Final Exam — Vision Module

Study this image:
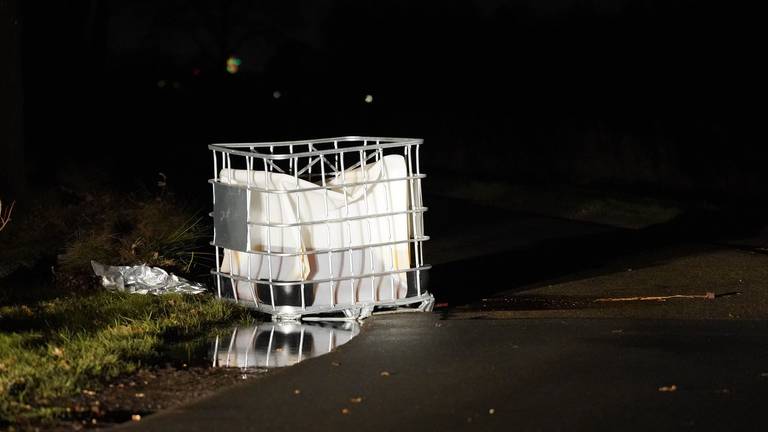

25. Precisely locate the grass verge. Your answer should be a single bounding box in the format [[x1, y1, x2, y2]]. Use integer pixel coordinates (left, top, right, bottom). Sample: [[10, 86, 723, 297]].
[[0, 291, 253, 427]]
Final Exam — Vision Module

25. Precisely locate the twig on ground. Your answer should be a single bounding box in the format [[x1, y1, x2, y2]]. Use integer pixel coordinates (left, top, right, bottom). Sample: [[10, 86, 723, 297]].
[[0, 199, 15, 232], [594, 292, 716, 302]]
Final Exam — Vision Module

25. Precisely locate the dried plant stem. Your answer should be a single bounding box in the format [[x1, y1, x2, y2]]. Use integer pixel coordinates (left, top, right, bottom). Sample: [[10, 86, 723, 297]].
[[0, 199, 15, 232], [595, 292, 716, 302]]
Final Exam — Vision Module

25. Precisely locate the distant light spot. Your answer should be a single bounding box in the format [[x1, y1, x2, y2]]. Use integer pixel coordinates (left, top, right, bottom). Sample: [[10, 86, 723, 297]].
[[226, 56, 242, 74], [157, 80, 167, 88], [273, 90, 282, 99], [364, 94, 373, 103]]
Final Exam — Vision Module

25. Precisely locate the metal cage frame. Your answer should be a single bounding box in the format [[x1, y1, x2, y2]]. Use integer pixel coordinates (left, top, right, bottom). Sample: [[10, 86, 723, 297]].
[[209, 136, 433, 320]]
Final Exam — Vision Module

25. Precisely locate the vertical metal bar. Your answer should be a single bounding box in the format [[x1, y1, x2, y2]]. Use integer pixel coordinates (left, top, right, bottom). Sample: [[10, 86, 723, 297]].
[[339, 150, 357, 305], [263, 158, 276, 311], [265, 325, 275, 368], [224, 153, 231, 183], [289, 144, 294, 172], [320, 154, 336, 308], [379, 142, 397, 300], [244, 325, 259, 369], [292, 147, 307, 311], [308, 143, 313, 179], [360, 141, 376, 302], [297, 327, 305, 364], [213, 151, 221, 298], [212, 335, 220, 367], [333, 141, 339, 172], [225, 152, 238, 302], [213, 151, 219, 182], [246, 155, 257, 304], [415, 144, 425, 271], [214, 253, 222, 299], [405, 144, 422, 297], [225, 327, 238, 368]]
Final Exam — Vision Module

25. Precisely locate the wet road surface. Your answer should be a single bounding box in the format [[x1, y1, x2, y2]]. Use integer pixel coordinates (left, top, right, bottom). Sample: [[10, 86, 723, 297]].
[[124, 313, 768, 431], [122, 196, 768, 431]]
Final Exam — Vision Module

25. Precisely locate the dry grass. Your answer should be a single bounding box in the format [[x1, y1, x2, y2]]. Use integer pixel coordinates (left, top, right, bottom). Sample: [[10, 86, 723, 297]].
[[57, 197, 211, 277], [1, 186, 212, 288]]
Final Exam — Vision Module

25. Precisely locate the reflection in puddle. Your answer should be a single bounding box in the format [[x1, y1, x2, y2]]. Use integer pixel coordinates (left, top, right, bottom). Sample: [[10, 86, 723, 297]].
[[211, 321, 361, 369]]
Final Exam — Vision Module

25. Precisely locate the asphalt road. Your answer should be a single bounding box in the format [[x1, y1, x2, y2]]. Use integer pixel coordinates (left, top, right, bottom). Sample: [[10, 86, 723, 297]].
[[123, 196, 768, 431], [124, 313, 768, 431]]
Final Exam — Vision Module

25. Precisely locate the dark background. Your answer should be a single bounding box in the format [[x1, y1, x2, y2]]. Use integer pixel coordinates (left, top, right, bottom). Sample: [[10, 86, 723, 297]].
[[1, 0, 760, 209]]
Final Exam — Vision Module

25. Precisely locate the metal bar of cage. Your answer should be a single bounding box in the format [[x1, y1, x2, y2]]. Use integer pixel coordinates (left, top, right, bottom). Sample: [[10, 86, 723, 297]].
[[210, 136, 433, 320], [207, 174, 427, 194]]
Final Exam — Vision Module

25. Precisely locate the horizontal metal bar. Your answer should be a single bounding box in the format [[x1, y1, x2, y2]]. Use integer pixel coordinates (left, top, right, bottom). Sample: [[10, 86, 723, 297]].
[[212, 236, 430, 257], [211, 264, 432, 287], [211, 136, 423, 149], [209, 174, 426, 194], [209, 140, 421, 160], [222, 291, 434, 316], [244, 207, 428, 228]]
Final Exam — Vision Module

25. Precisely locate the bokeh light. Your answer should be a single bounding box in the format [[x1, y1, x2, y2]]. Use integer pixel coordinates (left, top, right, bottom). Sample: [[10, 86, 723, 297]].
[[364, 94, 373, 103], [226, 56, 242, 74], [273, 90, 281, 99]]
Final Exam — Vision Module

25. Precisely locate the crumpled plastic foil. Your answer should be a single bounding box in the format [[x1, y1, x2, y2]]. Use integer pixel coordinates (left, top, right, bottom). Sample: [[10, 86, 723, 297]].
[[91, 261, 207, 295]]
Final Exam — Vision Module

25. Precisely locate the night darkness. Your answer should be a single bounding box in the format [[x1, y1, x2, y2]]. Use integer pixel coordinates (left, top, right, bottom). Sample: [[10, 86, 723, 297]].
[[3, 1, 768, 429], [4, 0, 760, 206]]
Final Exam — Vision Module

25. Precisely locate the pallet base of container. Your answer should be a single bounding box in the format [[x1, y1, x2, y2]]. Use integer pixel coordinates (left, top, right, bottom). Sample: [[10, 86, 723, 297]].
[[220, 292, 435, 321]]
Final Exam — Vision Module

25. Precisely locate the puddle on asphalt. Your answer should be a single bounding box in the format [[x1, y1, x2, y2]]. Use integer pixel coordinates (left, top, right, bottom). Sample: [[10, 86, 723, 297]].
[[210, 321, 361, 370]]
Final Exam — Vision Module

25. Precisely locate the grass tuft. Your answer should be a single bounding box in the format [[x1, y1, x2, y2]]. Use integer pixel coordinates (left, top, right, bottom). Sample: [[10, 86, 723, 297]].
[[0, 292, 254, 426], [58, 198, 212, 277]]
